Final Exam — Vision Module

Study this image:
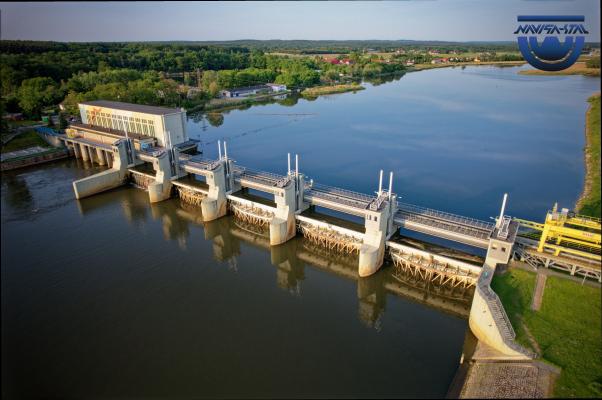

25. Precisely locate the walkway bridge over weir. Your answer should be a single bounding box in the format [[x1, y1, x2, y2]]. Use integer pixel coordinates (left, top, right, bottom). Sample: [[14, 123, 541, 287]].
[[65, 138, 599, 361]]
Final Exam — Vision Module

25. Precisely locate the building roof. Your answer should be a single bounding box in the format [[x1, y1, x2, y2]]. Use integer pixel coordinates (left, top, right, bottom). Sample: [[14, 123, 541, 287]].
[[79, 100, 183, 116], [70, 123, 152, 141]]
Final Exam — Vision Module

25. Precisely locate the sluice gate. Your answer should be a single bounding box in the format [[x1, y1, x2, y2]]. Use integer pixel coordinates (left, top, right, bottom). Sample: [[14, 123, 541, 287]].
[[297, 220, 362, 255], [228, 199, 275, 228], [176, 186, 207, 207], [388, 267, 473, 303], [129, 170, 155, 191], [390, 248, 479, 290]]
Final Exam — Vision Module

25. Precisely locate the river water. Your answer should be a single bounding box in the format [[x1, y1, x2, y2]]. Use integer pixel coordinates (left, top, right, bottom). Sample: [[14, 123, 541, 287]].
[[1, 65, 599, 398]]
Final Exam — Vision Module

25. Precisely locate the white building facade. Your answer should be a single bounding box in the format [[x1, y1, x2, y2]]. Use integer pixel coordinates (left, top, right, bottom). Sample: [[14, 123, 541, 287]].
[[78, 100, 188, 148]]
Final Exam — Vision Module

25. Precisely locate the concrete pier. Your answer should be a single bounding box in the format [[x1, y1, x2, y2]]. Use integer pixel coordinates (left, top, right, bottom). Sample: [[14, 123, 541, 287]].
[[200, 162, 228, 221], [270, 179, 298, 246], [80, 144, 89, 162], [147, 152, 173, 203], [72, 140, 129, 199], [359, 206, 392, 277], [73, 143, 81, 159], [96, 148, 106, 166]]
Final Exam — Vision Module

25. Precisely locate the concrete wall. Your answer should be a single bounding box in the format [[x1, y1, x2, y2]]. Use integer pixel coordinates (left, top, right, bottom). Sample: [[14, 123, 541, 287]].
[[468, 234, 534, 360], [72, 140, 129, 199]]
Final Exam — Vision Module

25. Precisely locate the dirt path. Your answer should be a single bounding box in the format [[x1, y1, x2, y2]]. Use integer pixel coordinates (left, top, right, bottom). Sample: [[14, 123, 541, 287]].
[[531, 273, 547, 311]]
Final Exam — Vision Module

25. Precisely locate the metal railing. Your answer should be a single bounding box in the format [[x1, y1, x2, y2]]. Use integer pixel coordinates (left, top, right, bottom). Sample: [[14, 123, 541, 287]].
[[397, 202, 495, 232], [308, 182, 376, 205], [394, 211, 491, 240], [304, 189, 371, 212], [182, 156, 221, 171], [233, 165, 291, 188]]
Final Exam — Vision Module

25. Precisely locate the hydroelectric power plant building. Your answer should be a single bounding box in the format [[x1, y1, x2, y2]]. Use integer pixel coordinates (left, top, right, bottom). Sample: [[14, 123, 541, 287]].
[[77, 100, 189, 148], [53, 100, 600, 365]]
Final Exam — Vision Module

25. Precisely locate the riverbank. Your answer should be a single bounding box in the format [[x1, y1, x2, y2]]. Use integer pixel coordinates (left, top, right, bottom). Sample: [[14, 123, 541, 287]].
[[491, 267, 602, 398], [301, 83, 365, 97], [576, 93, 601, 217], [518, 62, 601, 77], [1, 130, 50, 153], [410, 60, 525, 72], [1, 146, 69, 171]]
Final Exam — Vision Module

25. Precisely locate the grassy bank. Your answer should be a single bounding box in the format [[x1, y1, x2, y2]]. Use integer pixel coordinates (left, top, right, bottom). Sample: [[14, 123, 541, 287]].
[[518, 62, 601, 77], [577, 93, 601, 217], [492, 269, 602, 398], [411, 60, 525, 71], [203, 90, 291, 112], [301, 83, 364, 97], [1, 130, 49, 153]]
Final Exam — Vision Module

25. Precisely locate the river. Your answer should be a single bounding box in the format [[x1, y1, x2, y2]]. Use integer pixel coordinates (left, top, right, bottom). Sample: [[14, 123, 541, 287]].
[[1, 65, 599, 398]]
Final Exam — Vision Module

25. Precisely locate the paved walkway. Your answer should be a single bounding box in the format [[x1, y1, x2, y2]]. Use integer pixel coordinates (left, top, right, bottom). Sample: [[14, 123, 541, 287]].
[[456, 342, 559, 399], [460, 362, 553, 398]]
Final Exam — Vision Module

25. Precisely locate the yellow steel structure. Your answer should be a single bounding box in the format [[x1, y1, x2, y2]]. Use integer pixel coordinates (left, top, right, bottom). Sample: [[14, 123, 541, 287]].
[[515, 204, 601, 262]]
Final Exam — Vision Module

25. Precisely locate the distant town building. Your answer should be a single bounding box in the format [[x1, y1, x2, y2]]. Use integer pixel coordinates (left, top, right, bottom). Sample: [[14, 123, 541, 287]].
[[221, 84, 287, 98], [266, 83, 287, 92], [221, 85, 270, 98], [74, 100, 189, 149]]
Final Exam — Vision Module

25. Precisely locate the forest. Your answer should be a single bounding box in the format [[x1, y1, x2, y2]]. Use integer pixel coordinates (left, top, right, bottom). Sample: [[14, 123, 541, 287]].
[[0, 39, 541, 119]]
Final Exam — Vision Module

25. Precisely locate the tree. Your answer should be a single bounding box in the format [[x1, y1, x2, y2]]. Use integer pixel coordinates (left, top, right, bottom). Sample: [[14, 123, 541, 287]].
[[208, 81, 219, 98], [59, 112, 68, 129], [17, 77, 60, 118]]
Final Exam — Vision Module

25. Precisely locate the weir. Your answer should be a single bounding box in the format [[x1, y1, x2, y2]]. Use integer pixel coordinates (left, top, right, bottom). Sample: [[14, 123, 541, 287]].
[[62, 131, 532, 357], [59, 100, 600, 362]]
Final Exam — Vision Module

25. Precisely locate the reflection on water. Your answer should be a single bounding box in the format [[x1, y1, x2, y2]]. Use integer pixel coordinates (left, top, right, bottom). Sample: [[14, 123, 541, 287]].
[[2, 166, 471, 397], [75, 185, 474, 327]]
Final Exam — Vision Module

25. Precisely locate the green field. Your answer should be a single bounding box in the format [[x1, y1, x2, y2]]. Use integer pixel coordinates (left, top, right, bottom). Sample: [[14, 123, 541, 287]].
[[492, 269, 602, 398], [519, 62, 601, 77], [1, 130, 49, 153], [577, 94, 601, 217]]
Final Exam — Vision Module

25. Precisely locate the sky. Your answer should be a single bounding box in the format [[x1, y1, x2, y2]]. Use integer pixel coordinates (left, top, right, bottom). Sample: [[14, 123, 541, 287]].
[[0, 1, 600, 42]]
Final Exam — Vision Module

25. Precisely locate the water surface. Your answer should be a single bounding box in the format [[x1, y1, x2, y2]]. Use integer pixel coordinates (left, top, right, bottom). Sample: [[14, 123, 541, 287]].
[[2, 65, 598, 397]]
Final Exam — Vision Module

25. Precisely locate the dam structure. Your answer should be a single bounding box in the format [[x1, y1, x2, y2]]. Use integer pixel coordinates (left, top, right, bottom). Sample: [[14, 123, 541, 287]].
[[57, 100, 600, 361]]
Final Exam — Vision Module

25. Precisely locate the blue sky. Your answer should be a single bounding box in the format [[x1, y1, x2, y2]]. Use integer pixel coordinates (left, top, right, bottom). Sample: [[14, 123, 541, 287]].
[[0, 1, 599, 42]]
